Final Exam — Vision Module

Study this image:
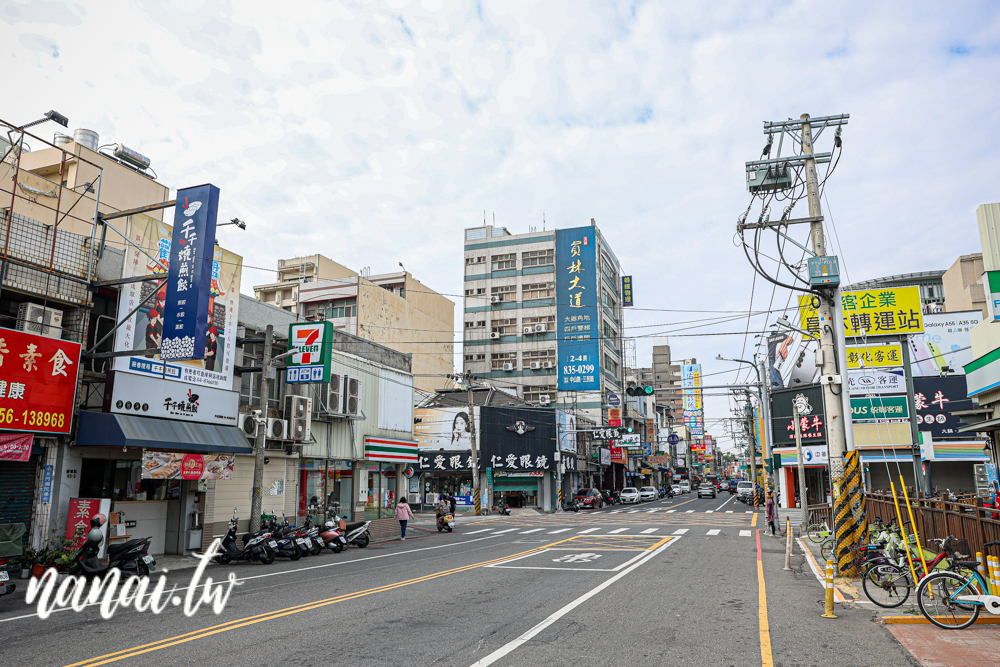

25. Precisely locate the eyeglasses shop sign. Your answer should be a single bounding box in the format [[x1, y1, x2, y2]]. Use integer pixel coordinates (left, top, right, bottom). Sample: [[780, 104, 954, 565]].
[[106, 371, 239, 426]]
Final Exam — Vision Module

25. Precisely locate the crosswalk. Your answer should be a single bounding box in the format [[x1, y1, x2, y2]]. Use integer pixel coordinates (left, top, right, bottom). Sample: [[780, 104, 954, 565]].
[[463, 526, 754, 538], [607, 508, 756, 515]]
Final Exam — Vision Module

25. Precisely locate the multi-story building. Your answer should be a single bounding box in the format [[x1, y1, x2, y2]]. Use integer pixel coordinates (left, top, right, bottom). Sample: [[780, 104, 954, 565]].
[[652, 343, 684, 421], [461, 221, 625, 425], [942, 253, 986, 317], [254, 256, 454, 393]]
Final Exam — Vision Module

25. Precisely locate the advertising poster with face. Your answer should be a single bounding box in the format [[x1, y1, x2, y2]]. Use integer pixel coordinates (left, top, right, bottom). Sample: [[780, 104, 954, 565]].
[[414, 406, 480, 452]]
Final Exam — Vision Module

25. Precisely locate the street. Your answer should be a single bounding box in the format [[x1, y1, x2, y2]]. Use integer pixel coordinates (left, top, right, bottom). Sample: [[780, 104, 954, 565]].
[[0, 496, 917, 667]]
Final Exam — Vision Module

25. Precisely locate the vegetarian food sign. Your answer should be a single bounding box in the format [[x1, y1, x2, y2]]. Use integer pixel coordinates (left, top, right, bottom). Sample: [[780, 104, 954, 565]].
[[0, 327, 81, 435], [141, 451, 235, 480]]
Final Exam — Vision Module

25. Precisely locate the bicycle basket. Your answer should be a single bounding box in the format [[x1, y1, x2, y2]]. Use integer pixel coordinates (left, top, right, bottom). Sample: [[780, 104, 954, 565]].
[[942, 537, 972, 561]]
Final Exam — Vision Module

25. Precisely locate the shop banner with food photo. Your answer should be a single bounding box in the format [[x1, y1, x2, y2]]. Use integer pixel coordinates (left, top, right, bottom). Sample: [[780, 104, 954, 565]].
[[141, 451, 234, 480]]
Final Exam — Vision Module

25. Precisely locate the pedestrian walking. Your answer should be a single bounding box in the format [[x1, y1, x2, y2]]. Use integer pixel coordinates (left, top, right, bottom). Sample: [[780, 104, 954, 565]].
[[766, 493, 777, 536], [448, 493, 457, 516], [395, 495, 415, 540]]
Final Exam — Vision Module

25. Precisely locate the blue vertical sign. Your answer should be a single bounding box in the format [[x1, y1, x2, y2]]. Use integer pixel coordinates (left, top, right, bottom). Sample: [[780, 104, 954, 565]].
[[556, 227, 601, 391], [621, 276, 633, 307], [160, 184, 219, 361], [40, 464, 53, 503]]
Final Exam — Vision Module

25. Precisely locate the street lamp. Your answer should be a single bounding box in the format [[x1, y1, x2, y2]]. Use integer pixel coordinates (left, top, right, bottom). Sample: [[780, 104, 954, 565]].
[[218, 217, 247, 230], [18, 110, 69, 131]]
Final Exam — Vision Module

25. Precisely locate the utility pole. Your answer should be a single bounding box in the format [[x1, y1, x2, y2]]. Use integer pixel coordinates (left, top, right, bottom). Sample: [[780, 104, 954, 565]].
[[793, 397, 811, 526], [466, 378, 481, 516], [746, 400, 759, 507], [249, 324, 273, 533]]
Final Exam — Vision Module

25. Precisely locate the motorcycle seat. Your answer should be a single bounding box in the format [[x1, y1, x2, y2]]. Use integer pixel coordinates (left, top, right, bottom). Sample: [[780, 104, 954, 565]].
[[344, 522, 366, 532], [108, 538, 146, 557]]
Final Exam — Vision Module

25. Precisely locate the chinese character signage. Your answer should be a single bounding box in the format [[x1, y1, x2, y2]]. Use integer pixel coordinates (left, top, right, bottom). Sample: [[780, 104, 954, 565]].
[[0, 327, 81, 434], [846, 343, 903, 369], [141, 451, 235, 480], [913, 376, 974, 438], [770, 384, 826, 446], [851, 396, 910, 421], [608, 408, 621, 427], [112, 210, 242, 390], [417, 452, 474, 471], [621, 276, 634, 307], [161, 184, 220, 361], [555, 227, 601, 391], [848, 370, 905, 396], [287, 321, 333, 383], [108, 372, 239, 427], [65, 498, 110, 550], [480, 406, 558, 469], [682, 363, 704, 438], [0, 433, 32, 461], [799, 286, 924, 338]]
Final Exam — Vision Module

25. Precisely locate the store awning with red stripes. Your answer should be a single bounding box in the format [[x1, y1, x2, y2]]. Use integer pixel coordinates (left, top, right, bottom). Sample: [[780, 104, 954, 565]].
[[364, 436, 419, 463]]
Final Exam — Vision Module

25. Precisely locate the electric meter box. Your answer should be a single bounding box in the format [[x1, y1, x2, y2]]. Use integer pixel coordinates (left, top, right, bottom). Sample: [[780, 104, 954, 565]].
[[808, 256, 840, 287], [747, 165, 792, 193]]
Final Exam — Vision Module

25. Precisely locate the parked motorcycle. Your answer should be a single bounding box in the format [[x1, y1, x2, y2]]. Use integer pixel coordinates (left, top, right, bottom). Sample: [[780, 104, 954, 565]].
[[296, 516, 324, 556], [561, 499, 580, 512], [436, 510, 455, 532], [319, 519, 349, 553], [263, 515, 304, 561], [0, 557, 15, 601], [215, 509, 275, 565], [68, 514, 156, 579], [339, 517, 372, 547], [495, 502, 511, 516]]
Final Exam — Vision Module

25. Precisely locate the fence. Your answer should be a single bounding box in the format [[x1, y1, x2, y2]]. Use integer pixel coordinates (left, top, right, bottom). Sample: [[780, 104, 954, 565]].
[[866, 492, 1000, 558]]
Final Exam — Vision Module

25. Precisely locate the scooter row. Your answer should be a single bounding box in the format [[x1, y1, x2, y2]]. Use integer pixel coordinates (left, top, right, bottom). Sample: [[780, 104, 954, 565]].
[[213, 508, 372, 565]]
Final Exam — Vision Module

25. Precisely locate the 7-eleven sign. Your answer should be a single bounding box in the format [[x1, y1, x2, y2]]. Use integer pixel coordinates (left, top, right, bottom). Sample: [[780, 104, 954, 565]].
[[287, 321, 332, 384]]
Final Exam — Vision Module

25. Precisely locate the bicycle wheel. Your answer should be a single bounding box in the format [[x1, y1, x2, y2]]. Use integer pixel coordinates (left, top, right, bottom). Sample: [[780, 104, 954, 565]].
[[820, 539, 835, 563], [808, 523, 831, 543], [862, 564, 912, 608], [916, 571, 982, 630]]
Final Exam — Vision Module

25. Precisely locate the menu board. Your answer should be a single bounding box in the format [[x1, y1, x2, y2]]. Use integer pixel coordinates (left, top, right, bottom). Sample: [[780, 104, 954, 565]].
[[141, 451, 234, 480]]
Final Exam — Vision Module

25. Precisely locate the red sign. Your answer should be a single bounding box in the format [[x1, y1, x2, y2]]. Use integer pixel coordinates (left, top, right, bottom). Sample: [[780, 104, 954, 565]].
[[65, 498, 100, 548], [0, 328, 81, 435], [609, 446, 624, 463], [0, 432, 32, 461], [608, 408, 621, 428], [181, 454, 206, 479]]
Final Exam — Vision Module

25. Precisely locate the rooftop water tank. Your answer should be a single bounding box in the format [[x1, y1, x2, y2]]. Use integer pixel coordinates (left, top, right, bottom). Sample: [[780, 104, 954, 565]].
[[53, 132, 72, 147], [72, 128, 99, 151], [112, 143, 151, 170]]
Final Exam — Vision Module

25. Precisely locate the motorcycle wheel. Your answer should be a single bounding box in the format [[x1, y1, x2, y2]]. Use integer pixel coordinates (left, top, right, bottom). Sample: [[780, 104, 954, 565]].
[[330, 541, 344, 554], [257, 548, 275, 565], [214, 552, 233, 565], [289, 546, 301, 561], [136, 561, 150, 577], [356, 533, 370, 548], [446, 525, 453, 533], [437, 525, 443, 532], [309, 540, 322, 556]]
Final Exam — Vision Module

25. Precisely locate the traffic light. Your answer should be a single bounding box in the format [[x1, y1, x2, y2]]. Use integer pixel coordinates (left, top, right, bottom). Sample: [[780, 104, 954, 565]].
[[625, 426, 634, 433], [626, 385, 654, 397]]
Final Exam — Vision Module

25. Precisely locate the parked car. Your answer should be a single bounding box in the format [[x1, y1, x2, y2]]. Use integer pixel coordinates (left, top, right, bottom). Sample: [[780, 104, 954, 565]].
[[639, 486, 658, 502], [697, 483, 717, 499], [619, 487, 640, 504], [679, 481, 691, 494], [574, 488, 604, 509], [671, 484, 682, 496]]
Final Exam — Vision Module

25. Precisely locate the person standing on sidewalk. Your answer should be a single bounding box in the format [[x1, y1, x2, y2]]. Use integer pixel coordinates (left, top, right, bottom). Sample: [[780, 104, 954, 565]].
[[766, 493, 777, 536], [395, 495, 415, 540]]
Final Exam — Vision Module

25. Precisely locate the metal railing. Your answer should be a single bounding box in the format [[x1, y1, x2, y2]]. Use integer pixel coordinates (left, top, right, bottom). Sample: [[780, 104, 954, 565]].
[[866, 492, 1000, 557]]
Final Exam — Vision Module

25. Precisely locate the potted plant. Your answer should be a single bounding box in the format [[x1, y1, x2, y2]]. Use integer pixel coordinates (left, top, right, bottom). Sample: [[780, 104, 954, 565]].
[[18, 547, 38, 579]]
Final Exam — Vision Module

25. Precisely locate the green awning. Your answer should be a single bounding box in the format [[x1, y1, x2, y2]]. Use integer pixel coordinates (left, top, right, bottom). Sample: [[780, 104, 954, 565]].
[[493, 480, 539, 492]]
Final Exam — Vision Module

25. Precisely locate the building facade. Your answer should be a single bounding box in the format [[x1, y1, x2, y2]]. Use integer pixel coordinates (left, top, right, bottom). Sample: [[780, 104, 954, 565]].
[[942, 253, 986, 317]]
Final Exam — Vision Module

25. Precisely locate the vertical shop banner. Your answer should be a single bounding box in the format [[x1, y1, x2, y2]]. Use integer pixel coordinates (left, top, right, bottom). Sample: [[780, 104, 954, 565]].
[[621, 276, 634, 307], [0, 328, 81, 435], [160, 184, 220, 360], [555, 227, 601, 391], [65, 498, 110, 549], [112, 209, 242, 389], [681, 363, 704, 440]]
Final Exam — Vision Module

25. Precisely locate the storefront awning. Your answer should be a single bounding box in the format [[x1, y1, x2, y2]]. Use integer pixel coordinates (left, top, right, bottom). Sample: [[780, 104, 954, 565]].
[[493, 479, 538, 491], [76, 411, 254, 455]]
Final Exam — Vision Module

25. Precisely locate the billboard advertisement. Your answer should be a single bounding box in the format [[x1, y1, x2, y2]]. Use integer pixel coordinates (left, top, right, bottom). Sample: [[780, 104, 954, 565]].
[[846, 343, 903, 369], [621, 276, 634, 307], [909, 311, 982, 377], [414, 406, 479, 452], [160, 185, 219, 361], [140, 451, 235, 480], [0, 327, 81, 434], [799, 286, 924, 338], [770, 384, 826, 446], [556, 409, 577, 453], [555, 227, 601, 391], [287, 321, 333, 383], [682, 363, 704, 441], [112, 212, 242, 390], [848, 370, 905, 396], [914, 375, 975, 438], [107, 372, 239, 426]]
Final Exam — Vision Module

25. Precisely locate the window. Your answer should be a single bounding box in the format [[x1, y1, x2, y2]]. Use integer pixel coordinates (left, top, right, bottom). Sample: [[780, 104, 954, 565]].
[[465, 288, 486, 296], [603, 321, 617, 340], [521, 249, 554, 267], [523, 385, 555, 402], [600, 253, 618, 285], [491, 352, 516, 370], [491, 318, 517, 335], [307, 308, 316, 317], [490, 285, 515, 294], [523, 282, 554, 300], [604, 354, 619, 376], [325, 298, 357, 319], [464, 353, 486, 362], [523, 349, 555, 360], [602, 290, 617, 310], [491, 253, 516, 271], [523, 315, 555, 325], [465, 320, 486, 329], [466, 256, 486, 265]]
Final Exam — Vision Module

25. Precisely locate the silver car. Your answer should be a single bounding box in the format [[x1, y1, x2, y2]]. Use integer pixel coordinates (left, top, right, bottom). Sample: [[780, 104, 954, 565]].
[[619, 487, 640, 504], [639, 486, 658, 502]]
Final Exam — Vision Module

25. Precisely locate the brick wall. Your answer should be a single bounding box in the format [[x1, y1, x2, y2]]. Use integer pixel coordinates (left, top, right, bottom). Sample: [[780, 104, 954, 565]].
[[368, 517, 401, 541]]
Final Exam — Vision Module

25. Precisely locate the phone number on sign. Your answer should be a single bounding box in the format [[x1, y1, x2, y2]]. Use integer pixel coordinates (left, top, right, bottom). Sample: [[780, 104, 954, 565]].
[[0, 409, 67, 429], [562, 364, 595, 374]]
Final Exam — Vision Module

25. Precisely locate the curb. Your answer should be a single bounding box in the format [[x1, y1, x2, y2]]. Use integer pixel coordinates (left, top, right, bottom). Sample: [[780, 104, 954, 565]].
[[881, 615, 1000, 625]]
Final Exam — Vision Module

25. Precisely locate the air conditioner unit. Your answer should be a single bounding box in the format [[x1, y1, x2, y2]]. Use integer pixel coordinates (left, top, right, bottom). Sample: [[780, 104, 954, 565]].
[[542, 361, 555, 369], [489, 332, 501, 340], [502, 362, 514, 372], [240, 413, 259, 438], [326, 374, 345, 416], [529, 361, 541, 370], [17, 303, 63, 339], [344, 375, 362, 416], [539, 395, 552, 405], [285, 394, 312, 442], [408, 493, 421, 504], [426, 492, 440, 505], [267, 417, 288, 440], [534, 323, 547, 333], [490, 295, 503, 304], [523, 326, 533, 335]]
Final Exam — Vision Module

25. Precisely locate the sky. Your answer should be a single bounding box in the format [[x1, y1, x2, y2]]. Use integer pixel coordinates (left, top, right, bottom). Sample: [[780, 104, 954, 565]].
[[5, 0, 1000, 453]]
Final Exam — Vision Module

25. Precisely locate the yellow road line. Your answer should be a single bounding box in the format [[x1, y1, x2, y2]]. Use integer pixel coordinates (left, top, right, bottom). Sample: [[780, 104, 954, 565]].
[[752, 512, 758, 526], [63, 544, 551, 667], [756, 529, 774, 667]]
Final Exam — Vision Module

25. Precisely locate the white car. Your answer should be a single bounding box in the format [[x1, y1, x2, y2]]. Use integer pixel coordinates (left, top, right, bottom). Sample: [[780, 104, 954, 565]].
[[679, 481, 691, 494], [671, 484, 682, 496], [639, 486, 658, 502], [619, 487, 640, 504]]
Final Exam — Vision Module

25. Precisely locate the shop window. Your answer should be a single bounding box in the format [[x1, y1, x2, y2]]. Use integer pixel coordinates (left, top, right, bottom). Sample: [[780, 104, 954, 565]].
[[364, 463, 399, 520], [78, 459, 178, 501]]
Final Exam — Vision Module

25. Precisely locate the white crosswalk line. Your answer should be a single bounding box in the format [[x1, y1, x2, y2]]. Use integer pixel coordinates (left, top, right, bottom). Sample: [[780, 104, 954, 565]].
[[685, 510, 695, 514], [666, 510, 676, 513], [519, 529, 543, 534], [548, 528, 572, 534], [608, 528, 629, 534], [578, 528, 600, 534], [464, 529, 494, 534], [725, 511, 733, 514], [706, 529, 721, 536], [627, 510, 640, 514], [646, 510, 658, 514], [705, 510, 714, 513], [493, 528, 519, 534], [673, 529, 688, 535], [641, 528, 658, 534], [745, 511, 753, 514], [739, 530, 752, 537]]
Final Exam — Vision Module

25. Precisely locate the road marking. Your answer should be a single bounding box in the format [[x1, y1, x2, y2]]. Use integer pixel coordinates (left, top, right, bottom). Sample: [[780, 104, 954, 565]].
[[645, 510, 658, 514], [548, 529, 572, 534], [685, 510, 695, 514], [673, 529, 688, 535], [468, 538, 679, 666], [608, 528, 628, 534], [756, 530, 774, 667], [740, 530, 752, 537], [519, 529, 543, 534], [666, 510, 676, 513], [726, 511, 734, 514], [578, 528, 600, 534], [627, 510, 639, 514], [64, 542, 552, 667], [745, 511, 753, 514], [705, 510, 714, 513], [465, 529, 494, 534], [493, 528, 519, 534], [641, 528, 658, 534], [752, 513, 759, 526], [706, 529, 721, 536], [714, 495, 736, 511]]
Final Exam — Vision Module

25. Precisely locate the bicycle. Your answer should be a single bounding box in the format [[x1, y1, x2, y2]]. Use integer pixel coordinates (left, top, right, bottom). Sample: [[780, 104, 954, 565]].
[[916, 540, 1000, 629], [807, 512, 833, 544], [862, 536, 968, 608]]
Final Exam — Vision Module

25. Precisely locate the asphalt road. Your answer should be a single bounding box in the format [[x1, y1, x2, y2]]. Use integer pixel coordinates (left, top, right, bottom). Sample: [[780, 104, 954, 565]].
[[0, 493, 919, 667]]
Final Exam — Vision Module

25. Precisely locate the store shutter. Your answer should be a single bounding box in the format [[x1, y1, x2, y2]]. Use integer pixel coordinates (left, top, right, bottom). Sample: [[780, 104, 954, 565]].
[[0, 457, 39, 547]]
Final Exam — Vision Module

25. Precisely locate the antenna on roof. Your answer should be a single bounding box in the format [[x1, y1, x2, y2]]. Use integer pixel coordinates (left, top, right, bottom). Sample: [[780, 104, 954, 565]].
[[484, 210, 486, 226], [543, 212, 545, 231]]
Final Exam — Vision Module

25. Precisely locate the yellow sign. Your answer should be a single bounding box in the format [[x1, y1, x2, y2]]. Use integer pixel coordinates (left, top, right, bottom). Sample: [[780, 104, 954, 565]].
[[846, 343, 904, 369], [798, 286, 924, 338]]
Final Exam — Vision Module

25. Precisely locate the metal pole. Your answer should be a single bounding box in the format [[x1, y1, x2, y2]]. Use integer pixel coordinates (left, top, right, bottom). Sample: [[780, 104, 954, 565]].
[[748, 399, 758, 508], [249, 324, 273, 533], [556, 421, 563, 512], [467, 381, 481, 515], [759, 356, 776, 500], [899, 339, 923, 494], [794, 403, 809, 527]]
